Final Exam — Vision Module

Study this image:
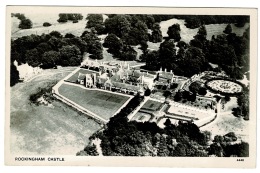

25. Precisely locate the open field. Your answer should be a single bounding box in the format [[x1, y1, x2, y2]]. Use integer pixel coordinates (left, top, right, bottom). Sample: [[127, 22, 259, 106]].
[[200, 97, 249, 142], [10, 67, 101, 155], [11, 13, 89, 37], [58, 83, 130, 121], [66, 68, 98, 83]]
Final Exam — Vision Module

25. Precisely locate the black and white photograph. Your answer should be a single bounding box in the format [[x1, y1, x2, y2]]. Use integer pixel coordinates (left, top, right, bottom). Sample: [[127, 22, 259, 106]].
[[5, 6, 257, 167]]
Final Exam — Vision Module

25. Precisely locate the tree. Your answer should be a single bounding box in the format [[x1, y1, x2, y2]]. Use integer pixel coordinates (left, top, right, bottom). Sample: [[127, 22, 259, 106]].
[[25, 48, 41, 67], [58, 13, 83, 23], [65, 33, 76, 38], [43, 22, 51, 27], [86, 14, 103, 27], [57, 13, 68, 23], [83, 144, 99, 156], [163, 90, 172, 100], [104, 15, 131, 38], [144, 88, 151, 96], [224, 95, 231, 102], [145, 51, 160, 71], [18, 18, 32, 29], [167, 23, 181, 42], [180, 47, 207, 77], [10, 62, 20, 86], [159, 40, 177, 67], [49, 31, 63, 38], [198, 87, 207, 96], [150, 23, 163, 43], [103, 33, 123, 56], [119, 45, 137, 61], [59, 45, 82, 66], [174, 91, 182, 102], [223, 24, 232, 34], [41, 51, 60, 68]]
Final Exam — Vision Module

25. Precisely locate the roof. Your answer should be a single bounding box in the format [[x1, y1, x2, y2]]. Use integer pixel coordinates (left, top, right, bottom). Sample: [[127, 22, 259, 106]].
[[112, 81, 141, 91], [160, 71, 174, 79]]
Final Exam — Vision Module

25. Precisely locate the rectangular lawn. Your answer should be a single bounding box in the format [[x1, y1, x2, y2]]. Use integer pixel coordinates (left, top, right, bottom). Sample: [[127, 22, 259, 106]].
[[58, 83, 130, 120], [66, 68, 98, 83], [141, 100, 163, 111]]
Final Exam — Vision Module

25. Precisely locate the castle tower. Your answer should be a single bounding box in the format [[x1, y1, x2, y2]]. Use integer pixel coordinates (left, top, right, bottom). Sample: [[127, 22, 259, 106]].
[[159, 67, 162, 73]]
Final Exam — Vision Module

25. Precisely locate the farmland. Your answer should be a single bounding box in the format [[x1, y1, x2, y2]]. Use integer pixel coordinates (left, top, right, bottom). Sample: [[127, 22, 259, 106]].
[[58, 83, 131, 121]]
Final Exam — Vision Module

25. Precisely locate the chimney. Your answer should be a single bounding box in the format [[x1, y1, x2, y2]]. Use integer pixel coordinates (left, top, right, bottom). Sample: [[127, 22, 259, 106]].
[[170, 70, 173, 73], [165, 68, 167, 72], [159, 67, 162, 73]]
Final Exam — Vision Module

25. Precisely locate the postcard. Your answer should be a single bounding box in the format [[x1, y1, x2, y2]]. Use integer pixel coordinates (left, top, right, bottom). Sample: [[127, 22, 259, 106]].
[[5, 6, 257, 167]]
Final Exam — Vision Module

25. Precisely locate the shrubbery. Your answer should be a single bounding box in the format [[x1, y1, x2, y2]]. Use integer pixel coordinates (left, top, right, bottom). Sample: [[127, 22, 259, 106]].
[[43, 22, 52, 27]]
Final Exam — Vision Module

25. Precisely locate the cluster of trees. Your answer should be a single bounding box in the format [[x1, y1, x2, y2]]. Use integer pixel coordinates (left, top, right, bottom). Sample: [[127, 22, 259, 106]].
[[232, 86, 249, 120], [57, 13, 83, 23], [144, 26, 209, 77], [208, 132, 249, 157], [144, 22, 249, 80], [208, 26, 249, 79], [176, 15, 249, 29], [88, 14, 165, 61], [174, 90, 197, 103], [189, 82, 207, 96], [86, 14, 106, 35], [11, 29, 103, 70], [12, 13, 32, 29]]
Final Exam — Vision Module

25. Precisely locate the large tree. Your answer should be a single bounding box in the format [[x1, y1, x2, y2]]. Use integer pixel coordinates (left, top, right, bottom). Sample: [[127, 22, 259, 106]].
[[223, 24, 232, 34], [18, 18, 32, 29], [25, 48, 41, 67], [10, 62, 20, 86], [41, 51, 60, 68], [167, 23, 181, 42], [103, 33, 123, 56], [150, 23, 163, 43], [59, 45, 82, 66]]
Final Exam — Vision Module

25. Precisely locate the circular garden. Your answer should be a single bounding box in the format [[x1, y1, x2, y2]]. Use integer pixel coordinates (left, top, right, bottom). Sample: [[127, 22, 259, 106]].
[[205, 78, 244, 96]]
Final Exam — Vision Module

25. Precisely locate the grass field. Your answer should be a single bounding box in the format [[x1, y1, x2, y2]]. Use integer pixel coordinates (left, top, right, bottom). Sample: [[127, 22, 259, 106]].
[[132, 112, 152, 123], [141, 100, 163, 111], [58, 83, 130, 120], [10, 67, 101, 155], [66, 68, 98, 83]]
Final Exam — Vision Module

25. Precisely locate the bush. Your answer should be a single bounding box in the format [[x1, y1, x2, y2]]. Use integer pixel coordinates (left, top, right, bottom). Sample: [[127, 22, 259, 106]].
[[43, 22, 51, 27], [198, 87, 207, 96]]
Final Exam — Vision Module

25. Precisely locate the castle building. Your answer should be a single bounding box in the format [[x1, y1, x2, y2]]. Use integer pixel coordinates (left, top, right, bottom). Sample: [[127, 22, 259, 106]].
[[78, 58, 177, 95]]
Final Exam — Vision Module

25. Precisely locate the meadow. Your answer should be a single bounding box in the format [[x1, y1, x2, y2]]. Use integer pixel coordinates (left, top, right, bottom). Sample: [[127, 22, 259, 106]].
[[10, 67, 101, 155]]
